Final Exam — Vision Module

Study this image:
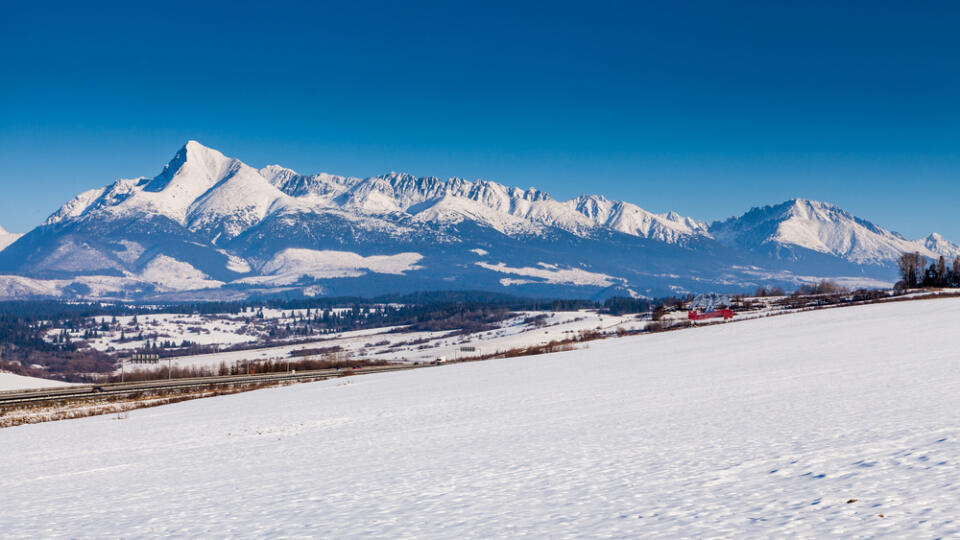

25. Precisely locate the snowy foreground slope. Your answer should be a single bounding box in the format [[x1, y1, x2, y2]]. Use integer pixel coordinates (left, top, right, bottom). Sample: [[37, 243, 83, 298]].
[[4, 299, 960, 538]]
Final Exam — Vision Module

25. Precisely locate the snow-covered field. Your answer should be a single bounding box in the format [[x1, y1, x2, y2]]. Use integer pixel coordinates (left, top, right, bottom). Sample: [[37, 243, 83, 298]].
[[43, 306, 416, 361], [3, 298, 960, 537], [0, 372, 73, 391], [163, 310, 644, 369], [163, 325, 420, 368]]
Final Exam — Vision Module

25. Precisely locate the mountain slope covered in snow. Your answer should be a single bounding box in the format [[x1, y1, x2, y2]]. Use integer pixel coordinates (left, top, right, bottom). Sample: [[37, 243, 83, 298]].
[[0, 226, 22, 253], [709, 199, 960, 265], [0, 141, 955, 300]]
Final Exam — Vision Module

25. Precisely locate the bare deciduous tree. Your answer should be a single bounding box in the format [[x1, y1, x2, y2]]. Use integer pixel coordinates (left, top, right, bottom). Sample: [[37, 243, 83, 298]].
[[897, 252, 925, 288]]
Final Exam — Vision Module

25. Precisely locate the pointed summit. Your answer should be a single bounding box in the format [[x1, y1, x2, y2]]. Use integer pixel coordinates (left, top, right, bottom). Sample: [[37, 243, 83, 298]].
[[709, 198, 946, 264], [53, 140, 272, 228], [180, 140, 237, 173], [781, 198, 841, 217], [924, 232, 960, 258], [145, 141, 240, 196]]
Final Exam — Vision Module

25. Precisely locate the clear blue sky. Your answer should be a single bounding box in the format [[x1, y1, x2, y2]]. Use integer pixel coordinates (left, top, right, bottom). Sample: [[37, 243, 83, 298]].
[[2, 1, 958, 238]]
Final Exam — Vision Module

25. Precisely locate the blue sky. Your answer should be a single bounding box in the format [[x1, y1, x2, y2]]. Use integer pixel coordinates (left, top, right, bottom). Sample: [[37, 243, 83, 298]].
[[1, 1, 958, 238]]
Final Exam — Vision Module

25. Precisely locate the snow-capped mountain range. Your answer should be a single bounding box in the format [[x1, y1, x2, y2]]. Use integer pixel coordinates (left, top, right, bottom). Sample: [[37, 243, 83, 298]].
[[43, 141, 708, 245], [0, 141, 956, 300]]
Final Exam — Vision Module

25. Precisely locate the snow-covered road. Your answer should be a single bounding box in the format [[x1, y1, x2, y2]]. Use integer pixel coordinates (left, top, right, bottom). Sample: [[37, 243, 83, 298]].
[[3, 298, 960, 538]]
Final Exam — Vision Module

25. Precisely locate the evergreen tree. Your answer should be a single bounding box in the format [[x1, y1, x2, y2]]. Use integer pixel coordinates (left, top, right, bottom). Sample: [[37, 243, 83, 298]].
[[936, 256, 948, 286]]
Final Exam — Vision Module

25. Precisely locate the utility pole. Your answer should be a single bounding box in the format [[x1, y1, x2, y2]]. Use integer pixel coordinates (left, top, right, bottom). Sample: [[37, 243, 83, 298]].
[[168, 357, 172, 380]]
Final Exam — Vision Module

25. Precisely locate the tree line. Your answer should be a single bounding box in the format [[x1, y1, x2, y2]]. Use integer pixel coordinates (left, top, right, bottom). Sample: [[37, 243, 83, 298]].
[[898, 253, 960, 289]]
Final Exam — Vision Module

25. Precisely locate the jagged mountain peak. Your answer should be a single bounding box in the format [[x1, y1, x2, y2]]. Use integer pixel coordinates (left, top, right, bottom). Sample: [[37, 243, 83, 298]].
[[784, 198, 852, 218], [786, 197, 829, 207], [259, 164, 299, 184], [751, 198, 837, 217], [42, 142, 275, 230], [380, 171, 418, 182], [713, 198, 848, 225], [924, 233, 960, 258], [708, 198, 960, 265]]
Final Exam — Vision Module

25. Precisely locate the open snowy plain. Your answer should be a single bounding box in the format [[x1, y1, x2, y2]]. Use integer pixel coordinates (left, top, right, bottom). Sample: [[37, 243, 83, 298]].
[[3, 298, 960, 538]]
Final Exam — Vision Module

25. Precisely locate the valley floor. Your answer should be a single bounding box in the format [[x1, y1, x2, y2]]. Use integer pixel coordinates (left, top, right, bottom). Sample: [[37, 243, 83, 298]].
[[2, 298, 960, 538]]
